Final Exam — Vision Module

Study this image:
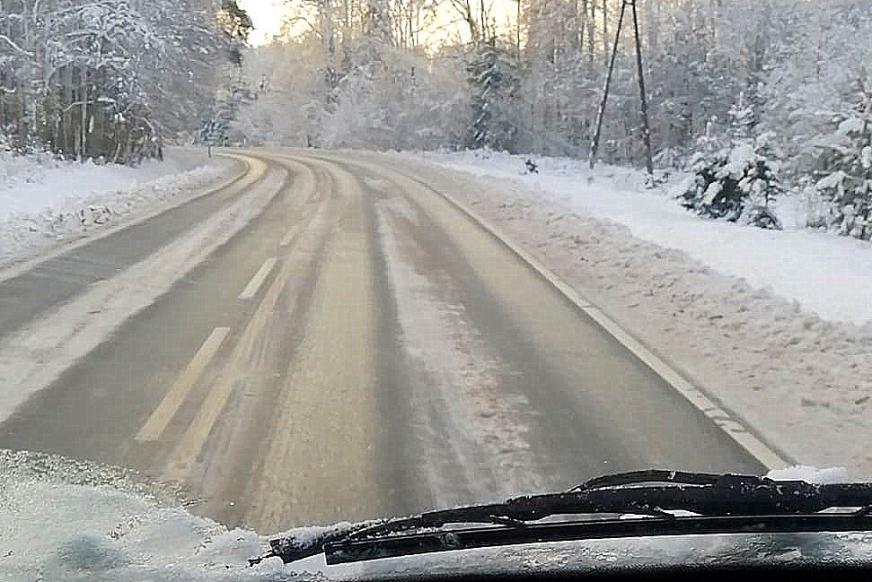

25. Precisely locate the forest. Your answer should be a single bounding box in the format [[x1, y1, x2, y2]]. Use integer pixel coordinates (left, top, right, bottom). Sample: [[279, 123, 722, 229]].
[[0, 0, 251, 163], [235, 0, 871, 237], [1, 0, 871, 238]]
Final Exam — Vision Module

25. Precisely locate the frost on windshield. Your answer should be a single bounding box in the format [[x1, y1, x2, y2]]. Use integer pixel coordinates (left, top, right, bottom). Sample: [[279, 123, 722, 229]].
[[0, 450, 297, 581], [4, 449, 872, 582]]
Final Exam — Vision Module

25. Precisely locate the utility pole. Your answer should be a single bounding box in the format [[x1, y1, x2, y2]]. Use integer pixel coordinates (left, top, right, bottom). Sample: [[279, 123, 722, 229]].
[[589, 0, 626, 170], [588, 0, 654, 176], [630, 0, 654, 175]]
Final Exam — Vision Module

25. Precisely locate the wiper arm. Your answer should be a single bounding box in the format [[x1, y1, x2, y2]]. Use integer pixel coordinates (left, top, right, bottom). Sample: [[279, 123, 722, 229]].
[[253, 471, 872, 566], [566, 469, 727, 491]]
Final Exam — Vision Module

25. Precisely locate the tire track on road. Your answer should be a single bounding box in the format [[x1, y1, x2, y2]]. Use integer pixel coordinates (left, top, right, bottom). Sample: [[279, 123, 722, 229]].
[[238, 157, 386, 533], [0, 166, 288, 426]]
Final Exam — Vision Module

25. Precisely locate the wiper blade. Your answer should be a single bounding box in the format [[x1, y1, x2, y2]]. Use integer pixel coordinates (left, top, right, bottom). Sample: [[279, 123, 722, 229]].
[[253, 471, 872, 566], [326, 513, 872, 564]]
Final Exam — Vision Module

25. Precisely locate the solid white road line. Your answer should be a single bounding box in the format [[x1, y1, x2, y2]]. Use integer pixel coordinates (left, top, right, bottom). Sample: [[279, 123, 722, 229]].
[[581, 305, 789, 471], [412, 171, 792, 472], [135, 327, 231, 442], [238, 258, 277, 300]]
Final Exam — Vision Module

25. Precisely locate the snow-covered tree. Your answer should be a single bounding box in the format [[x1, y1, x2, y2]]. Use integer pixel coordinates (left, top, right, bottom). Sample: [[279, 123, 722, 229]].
[[0, 0, 251, 162], [678, 94, 783, 229], [809, 87, 872, 239], [212, 0, 872, 221], [466, 40, 520, 151]]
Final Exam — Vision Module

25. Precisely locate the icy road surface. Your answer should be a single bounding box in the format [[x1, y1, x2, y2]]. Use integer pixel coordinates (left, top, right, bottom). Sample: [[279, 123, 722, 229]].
[[0, 149, 761, 536]]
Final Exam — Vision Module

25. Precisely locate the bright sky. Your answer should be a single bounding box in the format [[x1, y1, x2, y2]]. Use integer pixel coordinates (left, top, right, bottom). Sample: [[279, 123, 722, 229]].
[[237, 0, 515, 47], [237, 0, 286, 46]]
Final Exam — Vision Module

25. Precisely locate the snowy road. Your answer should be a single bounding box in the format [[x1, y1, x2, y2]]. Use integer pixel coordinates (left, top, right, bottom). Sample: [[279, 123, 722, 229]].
[[0, 149, 763, 534]]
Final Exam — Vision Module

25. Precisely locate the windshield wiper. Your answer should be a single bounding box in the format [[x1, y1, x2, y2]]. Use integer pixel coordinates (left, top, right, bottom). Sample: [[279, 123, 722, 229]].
[[252, 470, 872, 566]]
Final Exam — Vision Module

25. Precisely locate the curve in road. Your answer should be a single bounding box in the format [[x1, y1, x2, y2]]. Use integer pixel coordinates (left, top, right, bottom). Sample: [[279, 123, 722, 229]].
[[0, 149, 765, 535]]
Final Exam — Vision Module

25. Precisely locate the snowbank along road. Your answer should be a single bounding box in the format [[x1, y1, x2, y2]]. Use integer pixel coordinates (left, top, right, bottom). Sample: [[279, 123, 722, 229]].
[[0, 149, 768, 535]]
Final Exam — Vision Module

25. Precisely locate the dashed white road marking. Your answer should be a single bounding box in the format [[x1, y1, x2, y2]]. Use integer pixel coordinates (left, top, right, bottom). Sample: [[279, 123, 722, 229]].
[[279, 225, 301, 247], [135, 327, 231, 442], [163, 250, 291, 483], [238, 258, 277, 300]]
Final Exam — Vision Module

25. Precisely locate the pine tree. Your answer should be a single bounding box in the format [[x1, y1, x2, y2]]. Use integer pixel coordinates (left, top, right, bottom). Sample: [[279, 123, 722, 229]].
[[812, 87, 872, 240], [677, 93, 783, 229], [466, 40, 519, 152]]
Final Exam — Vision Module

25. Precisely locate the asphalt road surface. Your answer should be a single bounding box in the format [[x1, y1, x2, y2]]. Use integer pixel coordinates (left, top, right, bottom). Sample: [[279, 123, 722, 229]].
[[0, 149, 764, 534]]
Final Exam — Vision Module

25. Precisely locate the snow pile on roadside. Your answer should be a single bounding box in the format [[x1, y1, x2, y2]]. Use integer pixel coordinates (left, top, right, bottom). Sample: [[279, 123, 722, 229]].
[[0, 149, 236, 269], [386, 151, 872, 477], [411, 150, 872, 327]]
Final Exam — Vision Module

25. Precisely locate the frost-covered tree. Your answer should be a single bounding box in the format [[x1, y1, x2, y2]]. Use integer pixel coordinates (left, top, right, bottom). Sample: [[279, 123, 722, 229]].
[[466, 40, 519, 151], [229, 0, 872, 220], [231, 38, 326, 146], [808, 87, 872, 240], [0, 0, 251, 162], [234, 36, 467, 150], [678, 94, 783, 229]]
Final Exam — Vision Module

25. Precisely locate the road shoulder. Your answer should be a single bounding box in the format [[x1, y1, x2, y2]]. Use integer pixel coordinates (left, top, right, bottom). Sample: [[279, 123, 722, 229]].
[[370, 152, 872, 478], [0, 149, 243, 277]]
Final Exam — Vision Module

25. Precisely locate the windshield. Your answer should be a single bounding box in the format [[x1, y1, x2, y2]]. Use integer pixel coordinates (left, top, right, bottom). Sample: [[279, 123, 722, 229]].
[[1, 0, 871, 579]]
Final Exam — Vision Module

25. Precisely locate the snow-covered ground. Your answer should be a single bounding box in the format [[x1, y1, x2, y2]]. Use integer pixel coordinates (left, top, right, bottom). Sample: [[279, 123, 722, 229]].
[[388, 150, 872, 476], [0, 148, 237, 270], [416, 151, 872, 326]]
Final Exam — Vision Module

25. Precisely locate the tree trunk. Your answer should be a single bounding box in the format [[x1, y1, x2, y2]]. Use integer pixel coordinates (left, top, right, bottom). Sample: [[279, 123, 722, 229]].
[[587, 0, 595, 63], [63, 65, 73, 157], [80, 67, 88, 161], [601, 0, 608, 68], [645, 0, 657, 55]]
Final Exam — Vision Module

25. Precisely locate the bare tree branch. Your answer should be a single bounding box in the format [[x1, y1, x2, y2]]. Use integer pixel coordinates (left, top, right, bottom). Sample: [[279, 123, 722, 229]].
[[0, 33, 33, 56]]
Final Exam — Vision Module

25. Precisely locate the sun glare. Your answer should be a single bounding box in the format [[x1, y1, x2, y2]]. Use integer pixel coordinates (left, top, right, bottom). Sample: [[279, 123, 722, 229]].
[[238, 0, 287, 45]]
